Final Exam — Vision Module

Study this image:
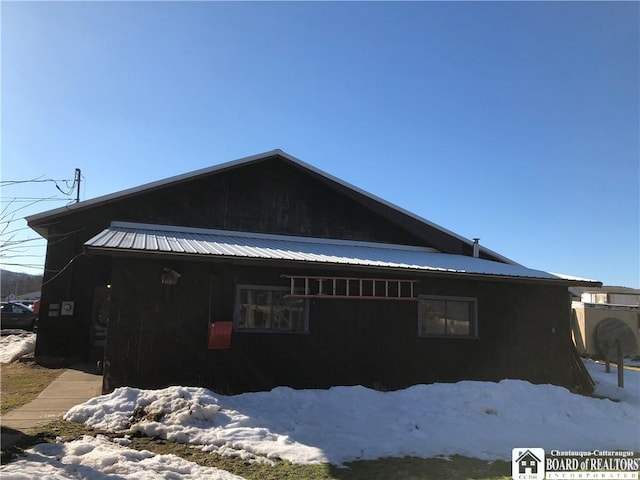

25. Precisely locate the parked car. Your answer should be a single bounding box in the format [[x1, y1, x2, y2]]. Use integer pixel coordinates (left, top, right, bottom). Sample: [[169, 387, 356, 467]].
[[1, 301, 38, 331]]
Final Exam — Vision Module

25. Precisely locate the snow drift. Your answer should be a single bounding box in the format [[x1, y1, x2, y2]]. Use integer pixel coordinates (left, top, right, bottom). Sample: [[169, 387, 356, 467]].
[[2, 359, 638, 479], [0, 435, 244, 480], [64, 360, 640, 465], [0, 333, 36, 363]]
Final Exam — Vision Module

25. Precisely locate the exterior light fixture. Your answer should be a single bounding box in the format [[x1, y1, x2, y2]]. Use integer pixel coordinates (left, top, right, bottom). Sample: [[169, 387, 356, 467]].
[[161, 268, 181, 285]]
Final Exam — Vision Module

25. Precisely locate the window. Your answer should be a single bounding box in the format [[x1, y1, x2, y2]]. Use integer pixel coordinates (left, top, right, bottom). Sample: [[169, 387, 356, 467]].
[[235, 285, 309, 333], [418, 295, 477, 338]]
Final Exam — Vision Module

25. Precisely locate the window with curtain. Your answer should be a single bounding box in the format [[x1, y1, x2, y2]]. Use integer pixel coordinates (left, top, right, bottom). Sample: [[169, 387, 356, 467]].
[[235, 285, 309, 333]]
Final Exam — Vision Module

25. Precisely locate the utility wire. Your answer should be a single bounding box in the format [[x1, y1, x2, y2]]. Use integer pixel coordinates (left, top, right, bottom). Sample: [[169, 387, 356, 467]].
[[0, 170, 84, 271], [1, 197, 61, 218], [1, 197, 70, 203], [1, 262, 45, 269], [1, 177, 74, 187], [41, 252, 85, 287], [2, 172, 80, 200]]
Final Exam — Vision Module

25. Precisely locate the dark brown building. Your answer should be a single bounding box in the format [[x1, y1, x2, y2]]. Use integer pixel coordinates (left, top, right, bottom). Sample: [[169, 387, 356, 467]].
[[27, 150, 598, 394]]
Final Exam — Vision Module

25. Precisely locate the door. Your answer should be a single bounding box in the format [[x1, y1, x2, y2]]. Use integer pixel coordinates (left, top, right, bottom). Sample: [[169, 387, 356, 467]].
[[89, 286, 111, 363]]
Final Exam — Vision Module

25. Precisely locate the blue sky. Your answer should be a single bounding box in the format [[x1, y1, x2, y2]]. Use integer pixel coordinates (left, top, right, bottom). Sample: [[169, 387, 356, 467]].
[[2, 1, 638, 287]]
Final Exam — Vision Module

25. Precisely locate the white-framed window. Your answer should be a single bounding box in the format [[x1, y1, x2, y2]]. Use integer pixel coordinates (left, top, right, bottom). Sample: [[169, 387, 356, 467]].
[[418, 295, 478, 338], [234, 285, 309, 333]]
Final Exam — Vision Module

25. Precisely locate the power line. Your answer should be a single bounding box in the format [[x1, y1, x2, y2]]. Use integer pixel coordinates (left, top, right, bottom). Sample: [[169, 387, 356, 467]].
[[2, 252, 46, 260], [1, 262, 45, 269], [0, 197, 71, 203], [1, 169, 83, 201], [1, 177, 73, 187], [0, 169, 85, 271], [1, 197, 63, 218], [0, 168, 84, 272], [41, 253, 85, 286]]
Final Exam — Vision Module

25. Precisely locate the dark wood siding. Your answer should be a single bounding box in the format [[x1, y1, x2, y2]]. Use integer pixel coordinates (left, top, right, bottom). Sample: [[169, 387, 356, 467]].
[[33, 157, 440, 363], [36, 157, 436, 363], [35, 223, 112, 365], [102, 257, 575, 394], [30, 155, 580, 394]]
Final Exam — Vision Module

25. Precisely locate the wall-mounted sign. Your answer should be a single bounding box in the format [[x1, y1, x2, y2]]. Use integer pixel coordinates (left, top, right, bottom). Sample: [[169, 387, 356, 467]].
[[49, 303, 60, 317], [61, 301, 75, 316]]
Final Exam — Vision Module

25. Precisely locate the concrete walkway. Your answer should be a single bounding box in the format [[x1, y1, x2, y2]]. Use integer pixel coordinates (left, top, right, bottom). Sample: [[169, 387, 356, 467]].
[[1, 365, 102, 449]]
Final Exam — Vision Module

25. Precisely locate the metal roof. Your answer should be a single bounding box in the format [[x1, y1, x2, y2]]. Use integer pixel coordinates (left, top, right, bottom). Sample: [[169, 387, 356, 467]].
[[85, 222, 586, 283]]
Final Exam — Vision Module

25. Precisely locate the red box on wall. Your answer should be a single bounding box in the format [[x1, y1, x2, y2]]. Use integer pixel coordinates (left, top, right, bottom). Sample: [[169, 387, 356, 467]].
[[208, 321, 233, 349]]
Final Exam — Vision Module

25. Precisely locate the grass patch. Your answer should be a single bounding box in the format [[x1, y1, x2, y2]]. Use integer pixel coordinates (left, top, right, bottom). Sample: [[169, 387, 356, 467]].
[[1, 419, 100, 465], [2, 418, 511, 479], [0, 356, 64, 414]]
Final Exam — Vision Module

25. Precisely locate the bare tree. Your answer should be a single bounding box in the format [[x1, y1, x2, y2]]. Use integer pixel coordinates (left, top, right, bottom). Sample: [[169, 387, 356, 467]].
[[0, 172, 81, 271]]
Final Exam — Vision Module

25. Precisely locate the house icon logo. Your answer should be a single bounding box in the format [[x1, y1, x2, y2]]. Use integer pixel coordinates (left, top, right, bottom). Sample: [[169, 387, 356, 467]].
[[512, 448, 545, 480]]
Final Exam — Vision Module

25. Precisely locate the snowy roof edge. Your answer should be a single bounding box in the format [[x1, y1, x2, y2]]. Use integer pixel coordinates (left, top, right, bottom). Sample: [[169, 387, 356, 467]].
[[85, 222, 601, 286]]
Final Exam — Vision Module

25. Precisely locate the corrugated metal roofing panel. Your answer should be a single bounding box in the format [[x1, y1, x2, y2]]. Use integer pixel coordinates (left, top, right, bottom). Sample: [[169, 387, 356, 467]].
[[84, 222, 588, 282]]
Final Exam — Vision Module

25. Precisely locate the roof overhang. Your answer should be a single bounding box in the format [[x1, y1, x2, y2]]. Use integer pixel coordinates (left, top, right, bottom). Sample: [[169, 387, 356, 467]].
[[85, 222, 601, 286]]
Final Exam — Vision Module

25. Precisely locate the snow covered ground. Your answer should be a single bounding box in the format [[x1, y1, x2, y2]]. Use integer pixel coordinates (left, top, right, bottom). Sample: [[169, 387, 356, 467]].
[[0, 332, 36, 363], [0, 435, 244, 480], [1, 359, 638, 478]]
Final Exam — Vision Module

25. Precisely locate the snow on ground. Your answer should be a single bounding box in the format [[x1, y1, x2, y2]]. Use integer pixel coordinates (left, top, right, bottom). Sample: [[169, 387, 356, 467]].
[[0, 333, 36, 363], [584, 357, 640, 406], [2, 359, 638, 478], [626, 358, 640, 368], [61, 360, 639, 465], [0, 435, 245, 480]]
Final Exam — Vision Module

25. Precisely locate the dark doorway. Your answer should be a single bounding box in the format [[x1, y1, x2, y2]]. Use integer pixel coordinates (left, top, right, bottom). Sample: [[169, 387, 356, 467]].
[[89, 285, 111, 363]]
